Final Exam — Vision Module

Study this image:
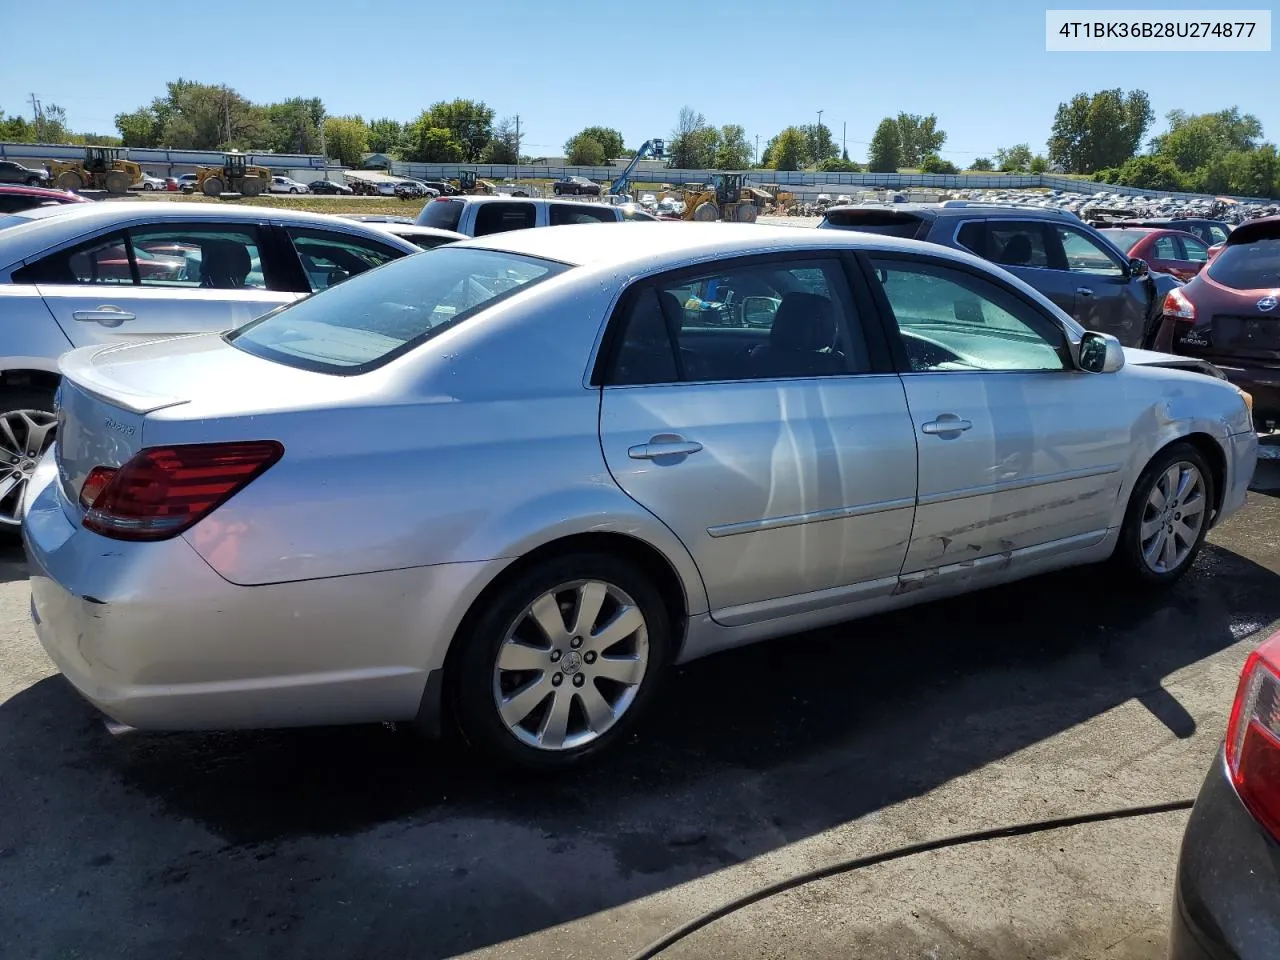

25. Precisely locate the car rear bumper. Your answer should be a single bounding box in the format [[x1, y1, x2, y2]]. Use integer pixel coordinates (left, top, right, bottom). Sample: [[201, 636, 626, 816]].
[[21, 450, 500, 731], [1170, 751, 1280, 959]]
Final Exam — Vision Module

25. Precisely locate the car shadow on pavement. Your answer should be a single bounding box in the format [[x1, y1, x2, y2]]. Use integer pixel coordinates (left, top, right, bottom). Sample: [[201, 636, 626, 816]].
[[0, 540, 28, 584], [1, 542, 1277, 959]]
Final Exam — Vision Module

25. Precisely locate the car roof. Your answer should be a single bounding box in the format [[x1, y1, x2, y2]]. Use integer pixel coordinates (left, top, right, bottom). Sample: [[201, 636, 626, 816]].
[[463, 221, 981, 270], [0, 201, 420, 270], [0, 185, 88, 201], [1224, 215, 1280, 246]]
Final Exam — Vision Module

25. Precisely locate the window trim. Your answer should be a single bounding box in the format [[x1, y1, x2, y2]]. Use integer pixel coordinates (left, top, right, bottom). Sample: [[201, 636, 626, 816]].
[[854, 250, 1076, 377], [591, 250, 889, 388]]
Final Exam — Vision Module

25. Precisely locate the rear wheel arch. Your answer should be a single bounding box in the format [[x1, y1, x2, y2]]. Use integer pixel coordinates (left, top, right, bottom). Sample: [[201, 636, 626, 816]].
[[1, 369, 61, 397]]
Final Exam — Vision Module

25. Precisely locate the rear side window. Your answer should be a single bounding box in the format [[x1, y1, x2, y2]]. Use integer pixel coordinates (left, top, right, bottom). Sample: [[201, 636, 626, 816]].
[[286, 227, 406, 292], [987, 221, 1051, 268], [1152, 235, 1178, 260], [1208, 225, 1230, 245], [1207, 237, 1280, 290], [550, 204, 617, 225], [227, 247, 568, 374], [955, 221, 985, 256], [473, 202, 536, 237], [820, 209, 923, 238], [129, 224, 267, 290], [418, 199, 464, 231]]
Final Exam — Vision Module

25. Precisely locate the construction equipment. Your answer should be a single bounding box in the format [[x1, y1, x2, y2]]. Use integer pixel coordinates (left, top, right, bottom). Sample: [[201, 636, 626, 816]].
[[452, 171, 495, 195], [193, 152, 270, 197], [682, 174, 763, 223], [608, 138, 664, 198], [50, 147, 141, 195]]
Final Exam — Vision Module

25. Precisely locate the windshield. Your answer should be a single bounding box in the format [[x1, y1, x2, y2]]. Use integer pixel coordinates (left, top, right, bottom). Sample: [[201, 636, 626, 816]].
[[227, 246, 568, 374], [418, 199, 463, 231], [1207, 237, 1280, 290], [1100, 229, 1149, 252]]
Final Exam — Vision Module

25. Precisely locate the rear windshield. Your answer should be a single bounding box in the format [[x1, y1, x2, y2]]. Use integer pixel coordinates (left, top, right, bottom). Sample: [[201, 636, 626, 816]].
[[227, 247, 568, 374], [821, 210, 923, 238], [1099, 229, 1148, 252], [418, 199, 464, 231], [1206, 237, 1280, 290]]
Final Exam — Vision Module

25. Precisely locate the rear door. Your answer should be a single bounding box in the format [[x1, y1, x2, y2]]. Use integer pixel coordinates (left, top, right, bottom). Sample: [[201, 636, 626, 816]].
[[597, 253, 917, 625], [13, 222, 296, 349], [1176, 233, 1210, 277]]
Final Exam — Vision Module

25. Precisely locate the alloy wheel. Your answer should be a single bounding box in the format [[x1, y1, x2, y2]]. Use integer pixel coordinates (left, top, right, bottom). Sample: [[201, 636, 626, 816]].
[[0, 409, 57, 527], [492, 579, 650, 751], [1139, 461, 1206, 574]]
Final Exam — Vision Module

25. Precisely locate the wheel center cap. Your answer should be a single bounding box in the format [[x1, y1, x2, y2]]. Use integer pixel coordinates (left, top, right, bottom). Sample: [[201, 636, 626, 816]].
[[20, 460, 34, 473], [560, 651, 583, 675]]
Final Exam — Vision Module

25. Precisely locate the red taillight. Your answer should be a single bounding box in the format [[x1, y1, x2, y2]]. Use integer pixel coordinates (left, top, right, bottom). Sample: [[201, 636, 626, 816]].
[[81, 440, 283, 541], [1225, 630, 1280, 841], [434, 197, 450, 202], [78, 466, 118, 510], [1163, 287, 1196, 320]]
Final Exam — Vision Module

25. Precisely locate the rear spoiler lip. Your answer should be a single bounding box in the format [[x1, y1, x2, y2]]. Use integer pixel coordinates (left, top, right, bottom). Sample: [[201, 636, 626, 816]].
[[58, 343, 191, 416]]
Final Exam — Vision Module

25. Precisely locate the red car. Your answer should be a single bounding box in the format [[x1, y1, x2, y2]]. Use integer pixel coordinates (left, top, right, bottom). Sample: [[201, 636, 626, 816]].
[[1152, 215, 1280, 431], [1099, 226, 1211, 282], [0, 184, 92, 215]]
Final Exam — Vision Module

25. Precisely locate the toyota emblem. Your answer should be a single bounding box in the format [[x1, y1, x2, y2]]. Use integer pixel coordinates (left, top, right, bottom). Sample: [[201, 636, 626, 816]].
[[1259, 295, 1279, 312]]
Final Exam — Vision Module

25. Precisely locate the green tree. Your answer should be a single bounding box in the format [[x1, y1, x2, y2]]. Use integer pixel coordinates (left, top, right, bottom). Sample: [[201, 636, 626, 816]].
[[411, 99, 494, 162], [895, 113, 946, 167], [1194, 145, 1279, 198], [800, 123, 838, 166], [265, 97, 325, 154], [1048, 89, 1153, 173], [141, 80, 268, 150], [1153, 107, 1264, 172], [968, 156, 994, 171], [406, 125, 465, 163], [565, 126, 624, 161], [114, 108, 160, 147], [995, 143, 1033, 172], [323, 115, 369, 167], [481, 116, 520, 164], [818, 156, 861, 172], [1029, 154, 1049, 173], [920, 154, 958, 174], [668, 106, 720, 169], [867, 118, 901, 173], [367, 118, 404, 155], [1114, 155, 1185, 192], [0, 110, 32, 140], [714, 124, 752, 169], [768, 127, 807, 171], [565, 133, 606, 166]]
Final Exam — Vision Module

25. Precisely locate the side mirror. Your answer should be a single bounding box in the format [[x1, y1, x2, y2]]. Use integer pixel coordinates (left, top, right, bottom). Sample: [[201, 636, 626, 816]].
[[1129, 257, 1149, 278], [1078, 331, 1125, 374]]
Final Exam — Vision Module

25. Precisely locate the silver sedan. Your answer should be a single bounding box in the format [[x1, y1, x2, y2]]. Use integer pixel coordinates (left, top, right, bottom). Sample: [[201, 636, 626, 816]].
[[22, 224, 1257, 770]]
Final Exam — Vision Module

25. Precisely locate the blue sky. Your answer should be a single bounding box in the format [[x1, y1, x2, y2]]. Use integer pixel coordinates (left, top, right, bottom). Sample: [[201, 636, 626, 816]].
[[2, 0, 1276, 161]]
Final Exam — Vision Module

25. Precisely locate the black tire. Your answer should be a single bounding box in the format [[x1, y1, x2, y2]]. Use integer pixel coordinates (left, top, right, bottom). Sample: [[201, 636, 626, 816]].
[[1111, 441, 1214, 586], [289, 187, 299, 194], [0, 387, 57, 534], [449, 552, 671, 771], [25, 176, 41, 187]]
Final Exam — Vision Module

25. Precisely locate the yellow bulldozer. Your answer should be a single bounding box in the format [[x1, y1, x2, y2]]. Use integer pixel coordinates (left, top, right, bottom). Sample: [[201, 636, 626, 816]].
[[682, 174, 766, 222], [452, 170, 495, 195], [50, 147, 141, 195], [193, 152, 271, 197]]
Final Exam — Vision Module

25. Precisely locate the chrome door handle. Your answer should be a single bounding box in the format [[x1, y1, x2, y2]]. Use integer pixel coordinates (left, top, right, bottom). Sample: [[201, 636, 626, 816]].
[[72, 308, 136, 324], [921, 417, 972, 436], [628, 436, 703, 460], [1075, 287, 1094, 297]]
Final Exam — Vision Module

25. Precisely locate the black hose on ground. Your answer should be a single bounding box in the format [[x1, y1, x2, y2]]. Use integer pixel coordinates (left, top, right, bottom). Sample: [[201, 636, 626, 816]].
[[625, 798, 1196, 960]]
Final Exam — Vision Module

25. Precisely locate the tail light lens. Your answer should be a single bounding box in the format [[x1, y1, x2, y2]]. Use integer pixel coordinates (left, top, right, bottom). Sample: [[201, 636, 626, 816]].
[[1163, 287, 1196, 320], [80, 440, 283, 541], [1226, 630, 1280, 841]]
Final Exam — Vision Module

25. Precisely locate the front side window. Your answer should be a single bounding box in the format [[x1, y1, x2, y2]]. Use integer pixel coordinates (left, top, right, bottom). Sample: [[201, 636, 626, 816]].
[[227, 247, 567, 374], [129, 224, 267, 289], [1179, 235, 1209, 263], [286, 227, 406, 292], [987, 222, 1051, 268], [13, 231, 134, 285], [603, 258, 868, 385], [1206, 237, 1280, 290], [473, 202, 536, 236], [1054, 226, 1126, 277], [869, 257, 1066, 373]]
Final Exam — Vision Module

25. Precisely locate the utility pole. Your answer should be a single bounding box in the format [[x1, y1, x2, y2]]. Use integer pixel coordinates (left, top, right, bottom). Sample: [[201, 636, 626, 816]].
[[817, 109, 824, 131], [842, 121, 846, 157], [29, 93, 42, 139], [319, 112, 328, 180], [755, 134, 760, 164], [515, 114, 521, 161]]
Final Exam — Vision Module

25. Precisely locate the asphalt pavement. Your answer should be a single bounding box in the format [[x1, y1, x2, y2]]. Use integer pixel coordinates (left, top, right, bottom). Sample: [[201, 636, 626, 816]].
[[2, 464, 1279, 959]]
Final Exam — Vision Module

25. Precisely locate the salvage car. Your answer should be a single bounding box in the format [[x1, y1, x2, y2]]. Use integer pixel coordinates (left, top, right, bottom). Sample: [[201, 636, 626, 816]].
[[1152, 215, 1280, 432], [22, 224, 1255, 770], [819, 203, 1184, 348], [417, 195, 626, 236], [1170, 626, 1280, 959], [1099, 226, 1210, 282], [0, 202, 420, 528], [0, 158, 50, 187]]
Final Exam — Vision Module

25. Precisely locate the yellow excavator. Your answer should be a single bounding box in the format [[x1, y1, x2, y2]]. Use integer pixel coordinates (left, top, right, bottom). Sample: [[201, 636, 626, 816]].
[[682, 174, 766, 222], [50, 147, 141, 194], [194, 152, 270, 197]]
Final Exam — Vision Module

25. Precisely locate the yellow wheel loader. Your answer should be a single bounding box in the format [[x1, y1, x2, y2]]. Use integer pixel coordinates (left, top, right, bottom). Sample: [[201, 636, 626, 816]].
[[50, 147, 141, 195], [195, 152, 271, 197]]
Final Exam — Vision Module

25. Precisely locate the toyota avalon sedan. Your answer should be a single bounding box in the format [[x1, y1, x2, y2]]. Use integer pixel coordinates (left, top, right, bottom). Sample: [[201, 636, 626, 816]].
[[22, 223, 1257, 770]]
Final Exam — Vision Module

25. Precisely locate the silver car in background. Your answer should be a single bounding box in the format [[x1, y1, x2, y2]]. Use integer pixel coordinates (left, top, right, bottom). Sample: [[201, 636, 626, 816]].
[[0, 201, 420, 528], [22, 224, 1256, 771]]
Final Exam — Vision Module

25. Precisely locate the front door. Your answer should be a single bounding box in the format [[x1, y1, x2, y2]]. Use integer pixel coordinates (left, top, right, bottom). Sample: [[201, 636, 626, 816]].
[[18, 222, 295, 349], [863, 253, 1130, 584], [1049, 222, 1149, 345], [597, 254, 918, 624]]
